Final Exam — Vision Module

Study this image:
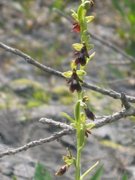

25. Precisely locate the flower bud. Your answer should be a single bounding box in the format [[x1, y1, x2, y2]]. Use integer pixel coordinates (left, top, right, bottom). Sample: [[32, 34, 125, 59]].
[[84, 108, 95, 120], [55, 165, 69, 176], [82, 96, 89, 102]]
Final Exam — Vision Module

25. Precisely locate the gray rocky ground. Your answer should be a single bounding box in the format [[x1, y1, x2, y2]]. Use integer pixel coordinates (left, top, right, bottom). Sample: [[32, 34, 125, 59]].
[[0, 0, 135, 179]]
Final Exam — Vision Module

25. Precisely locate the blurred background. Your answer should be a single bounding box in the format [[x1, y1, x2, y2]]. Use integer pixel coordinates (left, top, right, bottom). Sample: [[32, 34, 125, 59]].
[[0, 0, 135, 179]]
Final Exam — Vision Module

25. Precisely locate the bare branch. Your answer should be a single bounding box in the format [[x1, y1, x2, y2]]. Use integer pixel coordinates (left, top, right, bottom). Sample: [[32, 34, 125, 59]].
[[0, 128, 73, 158], [89, 32, 135, 63], [40, 107, 135, 130], [0, 42, 135, 103], [83, 81, 135, 103], [40, 108, 135, 129], [0, 106, 135, 158], [94, 107, 135, 128], [0, 42, 63, 78], [39, 118, 73, 130]]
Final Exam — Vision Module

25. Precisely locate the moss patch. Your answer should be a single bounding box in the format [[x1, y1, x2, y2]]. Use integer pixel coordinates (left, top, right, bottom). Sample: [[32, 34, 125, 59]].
[[10, 78, 50, 108], [52, 86, 74, 105]]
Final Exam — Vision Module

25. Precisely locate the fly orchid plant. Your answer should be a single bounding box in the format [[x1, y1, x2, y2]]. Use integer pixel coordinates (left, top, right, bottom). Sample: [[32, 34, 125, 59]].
[[56, 1, 98, 179]]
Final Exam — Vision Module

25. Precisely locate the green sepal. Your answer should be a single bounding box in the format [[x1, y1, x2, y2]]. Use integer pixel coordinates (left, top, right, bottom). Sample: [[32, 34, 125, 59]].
[[61, 112, 75, 123], [71, 9, 78, 21], [77, 70, 86, 77], [72, 43, 83, 51], [63, 149, 75, 166], [80, 64, 86, 71], [85, 16, 94, 23], [63, 156, 74, 166], [62, 69, 86, 79], [86, 122, 95, 129], [80, 112, 86, 123], [70, 60, 77, 70], [62, 71, 72, 78]]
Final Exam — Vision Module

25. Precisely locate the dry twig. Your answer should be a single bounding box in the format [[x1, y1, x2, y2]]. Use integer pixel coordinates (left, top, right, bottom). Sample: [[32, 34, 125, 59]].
[[89, 32, 135, 63], [39, 118, 73, 129], [0, 128, 73, 158]]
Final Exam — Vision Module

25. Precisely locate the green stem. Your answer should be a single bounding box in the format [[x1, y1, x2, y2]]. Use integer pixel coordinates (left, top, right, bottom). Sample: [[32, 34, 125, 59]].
[[77, 92, 81, 100], [75, 129, 81, 180], [75, 92, 82, 180]]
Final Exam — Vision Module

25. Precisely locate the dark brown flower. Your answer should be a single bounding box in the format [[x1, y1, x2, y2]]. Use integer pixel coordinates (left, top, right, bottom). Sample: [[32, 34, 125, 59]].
[[67, 69, 83, 93], [75, 51, 86, 66], [69, 79, 82, 92], [84, 107, 95, 120], [74, 43, 89, 66], [55, 165, 69, 176], [72, 22, 80, 33]]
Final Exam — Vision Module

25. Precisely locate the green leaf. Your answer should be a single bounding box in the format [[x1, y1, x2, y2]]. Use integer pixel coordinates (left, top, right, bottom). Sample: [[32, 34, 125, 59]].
[[72, 43, 83, 51], [77, 70, 86, 76], [61, 112, 75, 123], [122, 173, 128, 180], [86, 52, 95, 64], [85, 16, 94, 23], [74, 100, 81, 121], [90, 166, 104, 180], [34, 163, 52, 180], [81, 161, 99, 180], [112, 0, 125, 17], [62, 71, 72, 78], [12, 176, 17, 180]]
